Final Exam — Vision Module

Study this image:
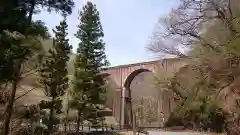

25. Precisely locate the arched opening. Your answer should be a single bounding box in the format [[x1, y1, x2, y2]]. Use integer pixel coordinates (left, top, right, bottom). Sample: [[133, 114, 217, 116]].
[[123, 69, 162, 128], [124, 69, 151, 88]]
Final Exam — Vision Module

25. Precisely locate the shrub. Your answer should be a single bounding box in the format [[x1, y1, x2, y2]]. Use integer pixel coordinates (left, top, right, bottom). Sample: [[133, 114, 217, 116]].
[[165, 98, 226, 133]]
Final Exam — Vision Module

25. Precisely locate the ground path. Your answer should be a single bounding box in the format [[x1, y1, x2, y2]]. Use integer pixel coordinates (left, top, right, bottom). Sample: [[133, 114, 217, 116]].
[[148, 131, 206, 135], [147, 131, 224, 135]]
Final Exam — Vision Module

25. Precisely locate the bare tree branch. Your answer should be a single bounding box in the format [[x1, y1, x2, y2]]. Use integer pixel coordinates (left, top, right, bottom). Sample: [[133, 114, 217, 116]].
[[148, 0, 240, 57], [0, 85, 41, 120], [14, 86, 40, 101], [228, 0, 233, 20]]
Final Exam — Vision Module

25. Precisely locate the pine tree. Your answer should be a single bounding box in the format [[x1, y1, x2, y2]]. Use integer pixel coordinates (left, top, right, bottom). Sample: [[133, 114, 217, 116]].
[[1, 1, 74, 134], [39, 17, 72, 134], [72, 1, 109, 132]]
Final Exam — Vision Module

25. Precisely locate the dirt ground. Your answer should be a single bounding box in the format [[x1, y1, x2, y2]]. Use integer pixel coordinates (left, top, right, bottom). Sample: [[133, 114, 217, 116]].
[[120, 131, 226, 135], [177, 130, 226, 135]]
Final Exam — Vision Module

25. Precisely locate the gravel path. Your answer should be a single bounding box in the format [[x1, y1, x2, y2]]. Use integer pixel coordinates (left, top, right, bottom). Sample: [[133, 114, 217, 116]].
[[147, 131, 208, 135]]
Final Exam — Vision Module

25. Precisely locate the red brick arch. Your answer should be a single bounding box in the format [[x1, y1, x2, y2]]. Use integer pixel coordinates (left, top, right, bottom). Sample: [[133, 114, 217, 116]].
[[124, 68, 153, 88], [122, 68, 154, 128], [103, 58, 190, 128]]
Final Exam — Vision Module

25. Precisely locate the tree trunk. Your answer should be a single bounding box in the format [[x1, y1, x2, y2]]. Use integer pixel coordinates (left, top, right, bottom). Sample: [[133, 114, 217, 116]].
[[28, 0, 36, 24], [31, 121, 35, 135], [64, 107, 70, 135], [2, 61, 21, 135], [48, 97, 55, 134], [76, 110, 81, 133]]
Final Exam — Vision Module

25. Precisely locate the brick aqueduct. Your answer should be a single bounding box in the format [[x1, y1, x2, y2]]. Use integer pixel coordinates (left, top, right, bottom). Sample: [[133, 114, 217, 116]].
[[0, 57, 189, 128], [103, 58, 189, 128]]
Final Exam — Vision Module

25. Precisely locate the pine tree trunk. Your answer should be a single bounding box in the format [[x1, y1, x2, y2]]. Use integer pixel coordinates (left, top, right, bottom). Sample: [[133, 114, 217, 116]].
[[48, 97, 55, 134], [76, 110, 81, 133], [64, 92, 71, 135], [28, 0, 36, 24], [64, 119, 67, 134], [31, 121, 35, 134], [2, 60, 21, 135], [64, 107, 70, 135], [2, 80, 18, 135]]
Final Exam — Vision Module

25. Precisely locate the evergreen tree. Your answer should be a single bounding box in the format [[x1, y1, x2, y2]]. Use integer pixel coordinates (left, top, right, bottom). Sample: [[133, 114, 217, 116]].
[[72, 1, 109, 132], [39, 17, 72, 134], [0, 0, 74, 31], [1, 1, 74, 134], [1, 21, 48, 135]]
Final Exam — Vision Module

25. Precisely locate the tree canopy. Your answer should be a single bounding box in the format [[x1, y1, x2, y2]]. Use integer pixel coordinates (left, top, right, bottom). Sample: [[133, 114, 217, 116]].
[[71, 1, 109, 132], [150, 0, 240, 134]]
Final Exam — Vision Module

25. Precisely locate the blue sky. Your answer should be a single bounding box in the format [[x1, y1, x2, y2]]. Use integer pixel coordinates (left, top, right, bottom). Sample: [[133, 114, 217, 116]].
[[33, 0, 179, 67]]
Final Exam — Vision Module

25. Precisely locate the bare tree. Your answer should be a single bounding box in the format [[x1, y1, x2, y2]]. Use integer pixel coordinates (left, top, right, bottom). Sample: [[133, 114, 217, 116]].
[[149, 1, 240, 134], [149, 0, 240, 57], [149, 0, 240, 102]]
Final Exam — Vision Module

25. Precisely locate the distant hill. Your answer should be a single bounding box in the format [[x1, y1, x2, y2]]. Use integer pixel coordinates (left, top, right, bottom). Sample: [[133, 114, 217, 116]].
[[0, 38, 117, 125], [41, 38, 76, 75], [1, 38, 114, 109], [0, 38, 76, 106]]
